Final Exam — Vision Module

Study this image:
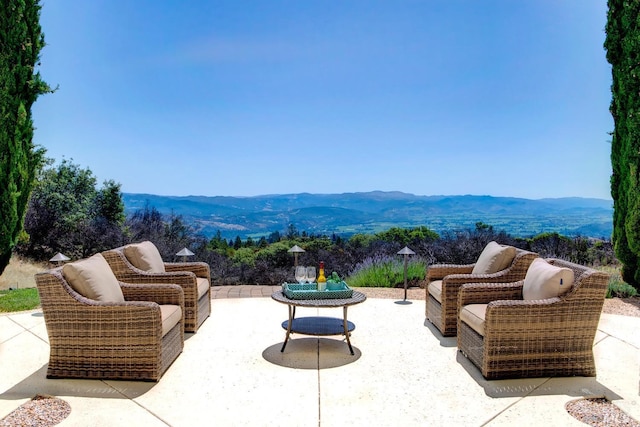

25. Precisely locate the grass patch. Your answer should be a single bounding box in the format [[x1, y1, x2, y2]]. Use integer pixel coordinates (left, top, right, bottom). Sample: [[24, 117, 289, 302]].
[[347, 258, 426, 288], [0, 256, 46, 312], [0, 288, 40, 312]]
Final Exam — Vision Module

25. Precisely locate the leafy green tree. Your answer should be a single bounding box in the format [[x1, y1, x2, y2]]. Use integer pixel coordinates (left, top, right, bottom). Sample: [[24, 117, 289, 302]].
[[21, 159, 125, 259], [0, 0, 52, 274], [94, 180, 125, 225], [605, 0, 640, 288]]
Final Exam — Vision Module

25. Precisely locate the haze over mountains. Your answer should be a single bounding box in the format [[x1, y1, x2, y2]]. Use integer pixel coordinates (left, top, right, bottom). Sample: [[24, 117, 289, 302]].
[[122, 191, 613, 240]]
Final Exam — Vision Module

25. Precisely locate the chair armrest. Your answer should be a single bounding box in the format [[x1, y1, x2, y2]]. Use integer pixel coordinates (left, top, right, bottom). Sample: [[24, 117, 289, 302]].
[[121, 282, 184, 307], [164, 262, 210, 279], [483, 296, 564, 331], [427, 264, 474, 281], [47, 298, 166, 338], [458, 281, 524, 306]]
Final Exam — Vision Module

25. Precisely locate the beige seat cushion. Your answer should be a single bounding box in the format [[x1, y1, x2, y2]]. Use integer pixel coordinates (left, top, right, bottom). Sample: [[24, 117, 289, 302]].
[[124, 241, 165, 273], [63, 253, 125, 303], [428, 280, 443, 303], [160, 305, 182, 337], [471, 241, 516, 275], [460, 304, 488, 336], [522, 258, 574, 300], [197, 277, 210, 299]]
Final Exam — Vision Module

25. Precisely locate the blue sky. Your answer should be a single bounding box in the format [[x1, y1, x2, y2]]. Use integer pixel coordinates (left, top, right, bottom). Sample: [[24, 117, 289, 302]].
[[33, 0, 612, 199]]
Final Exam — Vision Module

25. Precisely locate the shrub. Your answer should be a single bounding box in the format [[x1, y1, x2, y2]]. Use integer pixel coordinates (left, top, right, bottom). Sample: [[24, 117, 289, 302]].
[[600, 266, 638, 298], [347, 255, 426, 288]]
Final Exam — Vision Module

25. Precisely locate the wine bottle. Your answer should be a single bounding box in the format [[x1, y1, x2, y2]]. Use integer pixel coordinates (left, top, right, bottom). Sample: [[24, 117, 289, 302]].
[[318, 261, 327, 291]]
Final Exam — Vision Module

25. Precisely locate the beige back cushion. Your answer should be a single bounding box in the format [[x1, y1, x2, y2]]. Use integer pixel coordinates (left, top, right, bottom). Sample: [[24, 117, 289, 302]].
[[63, 253, 125, 303], [522, 258, 574, 300], [124, 241, 165, 273], [471, 241, 517, 275]]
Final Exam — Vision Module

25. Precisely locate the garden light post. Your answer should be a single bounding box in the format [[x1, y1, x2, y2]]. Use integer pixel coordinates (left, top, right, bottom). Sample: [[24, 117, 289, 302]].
[[397, 246, 415, 301], [288, 245, 305, 267], [49, 252, 70, 267], [176, 247, 195, 262]]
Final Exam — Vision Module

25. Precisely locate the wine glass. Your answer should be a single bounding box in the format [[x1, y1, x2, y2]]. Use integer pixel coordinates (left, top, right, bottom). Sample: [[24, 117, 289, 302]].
[[295, 266, 307, 284], [306, 266, 316, 284]]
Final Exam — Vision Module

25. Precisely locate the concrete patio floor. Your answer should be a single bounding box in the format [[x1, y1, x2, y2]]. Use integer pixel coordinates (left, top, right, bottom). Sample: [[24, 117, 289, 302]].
[[1, 288, 639, 426]]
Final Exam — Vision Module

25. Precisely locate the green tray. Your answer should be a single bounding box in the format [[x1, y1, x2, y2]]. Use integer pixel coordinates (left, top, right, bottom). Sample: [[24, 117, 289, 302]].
[[282, 282, 353, 300]]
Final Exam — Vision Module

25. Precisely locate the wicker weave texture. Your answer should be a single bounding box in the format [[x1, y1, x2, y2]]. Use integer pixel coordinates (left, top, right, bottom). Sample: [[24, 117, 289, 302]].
[[102, 246, 211, 332], [426, 248, 538, 337], [35, 269, 184, 381], [457, 258, 610, 379]]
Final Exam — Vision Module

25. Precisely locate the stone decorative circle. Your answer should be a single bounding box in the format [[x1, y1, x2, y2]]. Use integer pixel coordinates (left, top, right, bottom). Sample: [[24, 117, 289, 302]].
[[0, 395, 71, 427]]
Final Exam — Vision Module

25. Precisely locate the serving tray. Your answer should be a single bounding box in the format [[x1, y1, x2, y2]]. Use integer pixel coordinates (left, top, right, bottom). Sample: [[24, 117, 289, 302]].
[[282, 282, 353, 300]]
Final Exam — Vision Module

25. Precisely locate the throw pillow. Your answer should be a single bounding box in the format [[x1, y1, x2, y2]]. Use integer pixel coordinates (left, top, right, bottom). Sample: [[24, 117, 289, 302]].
[[63, 253, 125, 303], [124, 241, 165, 273], [522, 258, 574, 300], [471, 241, 517, 275]]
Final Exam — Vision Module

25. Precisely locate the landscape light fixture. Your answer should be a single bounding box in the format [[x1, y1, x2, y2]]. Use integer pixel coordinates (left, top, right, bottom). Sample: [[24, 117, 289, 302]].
[[287, 245, 305, 267], [176, 247, 195, 262], [397, 246, 416, 303], [49, 252, 70, 266]]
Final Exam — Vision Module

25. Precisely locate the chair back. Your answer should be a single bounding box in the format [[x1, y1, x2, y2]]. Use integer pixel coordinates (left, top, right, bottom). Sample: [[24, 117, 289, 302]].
[[546, 258, 610, 304]]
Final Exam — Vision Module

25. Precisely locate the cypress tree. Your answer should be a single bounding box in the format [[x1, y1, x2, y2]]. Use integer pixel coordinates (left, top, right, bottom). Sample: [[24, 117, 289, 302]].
[[0, 0, 51, 274], [605, 0, 640, 288]]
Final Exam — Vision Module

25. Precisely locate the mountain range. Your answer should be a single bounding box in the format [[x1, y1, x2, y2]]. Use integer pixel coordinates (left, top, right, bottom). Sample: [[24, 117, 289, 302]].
[[122, 191, 614, 240]]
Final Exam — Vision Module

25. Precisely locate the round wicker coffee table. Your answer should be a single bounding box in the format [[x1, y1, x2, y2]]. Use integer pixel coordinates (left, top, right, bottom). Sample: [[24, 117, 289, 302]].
[[271, 290, 366, 355]]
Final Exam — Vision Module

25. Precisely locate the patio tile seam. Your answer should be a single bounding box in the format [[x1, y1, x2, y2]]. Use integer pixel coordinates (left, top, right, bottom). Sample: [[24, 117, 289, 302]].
[[593, 330, 612, 347], [103, 381, 173, 426], [129, 398, 172, 426], [0, 317, 32, 345], [596, 332, 639, 350]]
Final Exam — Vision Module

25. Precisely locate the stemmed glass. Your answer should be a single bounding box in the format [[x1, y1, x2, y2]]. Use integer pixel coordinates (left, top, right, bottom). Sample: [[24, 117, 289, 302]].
[[295, 266, 307, 284], [306, 266, 316, 284]]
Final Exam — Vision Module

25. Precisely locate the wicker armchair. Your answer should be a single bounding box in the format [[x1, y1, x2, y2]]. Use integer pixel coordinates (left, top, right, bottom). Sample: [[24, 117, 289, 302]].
[[35, 268, 184, 381], [102, 242, 211, 333], [457, 258, 610, 379], [426, 246, 538, 336]]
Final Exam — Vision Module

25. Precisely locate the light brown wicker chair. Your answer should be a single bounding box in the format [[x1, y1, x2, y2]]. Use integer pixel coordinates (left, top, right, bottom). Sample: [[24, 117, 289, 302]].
[[102, 243, 211, 333], [457, 258, 610, 380], [35, 268, 184, 381], [426, 247, 538, 336]]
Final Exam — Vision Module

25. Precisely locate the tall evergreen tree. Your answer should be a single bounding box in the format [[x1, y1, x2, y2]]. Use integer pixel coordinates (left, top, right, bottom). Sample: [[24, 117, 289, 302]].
[[0, 0, 51, 274], [605, 0, 640, 288]]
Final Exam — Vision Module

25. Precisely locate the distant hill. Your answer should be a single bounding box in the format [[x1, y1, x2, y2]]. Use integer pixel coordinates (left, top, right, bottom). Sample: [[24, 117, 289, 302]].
[[122, 191, 613, 240]]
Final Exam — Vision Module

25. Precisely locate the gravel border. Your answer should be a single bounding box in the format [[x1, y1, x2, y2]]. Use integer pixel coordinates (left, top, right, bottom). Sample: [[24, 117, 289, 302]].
[[0, 395, 70, 427], [566, 398, 640, 426]]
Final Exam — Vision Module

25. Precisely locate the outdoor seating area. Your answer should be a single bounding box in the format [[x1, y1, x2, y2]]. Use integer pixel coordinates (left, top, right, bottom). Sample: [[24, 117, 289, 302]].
[[1, 293, 638, 425], [34, 253, 185, 381], [3, 241, 638, 424], [32, 241, 212, 382]]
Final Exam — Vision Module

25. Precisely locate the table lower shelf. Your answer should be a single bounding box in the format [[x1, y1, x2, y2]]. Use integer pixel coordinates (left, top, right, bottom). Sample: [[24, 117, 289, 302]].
[[281, 316, 355, 336]]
